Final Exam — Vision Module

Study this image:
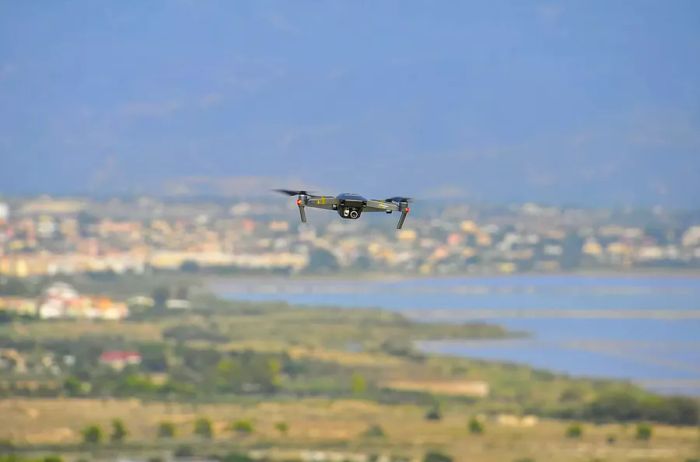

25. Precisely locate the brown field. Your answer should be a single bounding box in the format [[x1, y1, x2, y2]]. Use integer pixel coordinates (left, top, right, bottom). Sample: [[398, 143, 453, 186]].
[[1, 398, 699, 462], [5, 321, 163, 342], [382, 379, 489, 397]]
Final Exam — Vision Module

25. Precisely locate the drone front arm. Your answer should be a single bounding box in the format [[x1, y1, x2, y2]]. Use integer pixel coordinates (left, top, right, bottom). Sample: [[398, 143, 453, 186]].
[[396, 204, 410, 229], [296, 198, 307, 223]]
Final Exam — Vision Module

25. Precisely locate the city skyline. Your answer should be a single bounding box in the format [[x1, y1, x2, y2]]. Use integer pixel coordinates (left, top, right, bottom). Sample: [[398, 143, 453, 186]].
[[1, 1, 699, 206]]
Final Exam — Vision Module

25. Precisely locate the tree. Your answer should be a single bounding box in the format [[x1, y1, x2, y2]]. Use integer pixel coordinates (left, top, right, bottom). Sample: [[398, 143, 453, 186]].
[[468, 417, 484, 434], [63, 376, 83, 396], [0, 277, 30, 296], [274, 422, 288, 435], [158, 421, 176, 439], [560, 232, 584, 270], [425, 405, 442, 421], [152, 286, 170, 309], [587, 390, 643, 422], [306, 248, 339, 272], [77, 211, 99, 229], [351, 373, 367, 394], [179, 260, 200, 273], [558, 386, 584, 403], [110, 419, 127, 443], [636, 423, 652, 441], [81, 425, 102, 445], [566, 423, 583, 438], [194, 417, 213, 439], [586, 391, 699, 425], [175, 286, 189, 300]]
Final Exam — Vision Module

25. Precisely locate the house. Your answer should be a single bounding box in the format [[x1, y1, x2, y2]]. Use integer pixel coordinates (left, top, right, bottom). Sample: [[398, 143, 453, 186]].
[[99, 351, 142, 370], [166, 298, 192, 310], [37, 282, 129, 320], [0, 297, 37, 316]]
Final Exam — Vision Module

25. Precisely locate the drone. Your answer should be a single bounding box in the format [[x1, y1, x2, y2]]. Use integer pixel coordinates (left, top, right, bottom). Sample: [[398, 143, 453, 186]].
[[274, 190, 412, 229]]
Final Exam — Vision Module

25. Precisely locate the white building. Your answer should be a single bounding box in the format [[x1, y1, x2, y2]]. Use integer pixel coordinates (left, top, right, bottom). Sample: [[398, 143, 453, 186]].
[[0, 202, 9, 221]]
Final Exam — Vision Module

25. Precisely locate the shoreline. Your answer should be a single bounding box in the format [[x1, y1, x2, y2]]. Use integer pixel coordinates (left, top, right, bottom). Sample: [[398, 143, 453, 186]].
[[203, 275, 700, 398], [204, 269, 700, 285]]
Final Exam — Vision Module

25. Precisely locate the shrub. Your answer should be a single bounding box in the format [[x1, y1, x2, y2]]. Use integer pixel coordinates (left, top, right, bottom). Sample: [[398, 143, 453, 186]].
[[110, 419, 127, 443], [468, 417, 484, 434], [636, 423, 652, 440], [194, 417, 213, 439], [586, 391, 699, 425], [351, 373, 367, 394], [43, 456, 63, 462], [174, 445, 194, 457], [81, 425, 102, 445], [425, 406, 442, 421], [158, 421, 176, 438], [423, 451, 453, 462], [566, 423, 583, 438], [0, 440, 14, 451], [362, 424, 386, 438], [231, 420, 254, 435], [274, 422, 289, 435], [221, 453, 254, 462]]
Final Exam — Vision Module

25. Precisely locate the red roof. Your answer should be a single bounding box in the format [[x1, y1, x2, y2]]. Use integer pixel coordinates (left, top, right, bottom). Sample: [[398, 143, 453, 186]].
[[99, 351, 141, 362]]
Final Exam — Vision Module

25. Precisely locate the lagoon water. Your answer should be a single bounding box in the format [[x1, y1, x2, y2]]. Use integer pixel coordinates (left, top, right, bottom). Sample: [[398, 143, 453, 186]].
[[210, 275, 700, 395]]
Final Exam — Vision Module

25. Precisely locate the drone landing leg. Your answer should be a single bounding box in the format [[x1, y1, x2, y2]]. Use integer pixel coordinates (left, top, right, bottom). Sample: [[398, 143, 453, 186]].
[[298, 204, 307, 223]]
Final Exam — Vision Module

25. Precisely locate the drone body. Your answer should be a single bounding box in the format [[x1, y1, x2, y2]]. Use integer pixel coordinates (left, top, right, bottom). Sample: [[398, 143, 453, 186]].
[[275, 190, 412, 229]]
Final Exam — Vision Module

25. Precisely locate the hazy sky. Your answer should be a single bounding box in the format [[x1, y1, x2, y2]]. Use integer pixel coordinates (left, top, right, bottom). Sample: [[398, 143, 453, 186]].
[[1, 1, 699, 206]]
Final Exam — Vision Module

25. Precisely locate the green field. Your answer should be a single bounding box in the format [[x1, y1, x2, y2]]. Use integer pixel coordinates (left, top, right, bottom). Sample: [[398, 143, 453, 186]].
[[1, 274, 699, 462]]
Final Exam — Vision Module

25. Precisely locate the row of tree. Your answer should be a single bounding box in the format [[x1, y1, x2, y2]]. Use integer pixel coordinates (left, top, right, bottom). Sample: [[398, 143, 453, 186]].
[[80, 418, 289, 444], [566, 422, 654, 441]]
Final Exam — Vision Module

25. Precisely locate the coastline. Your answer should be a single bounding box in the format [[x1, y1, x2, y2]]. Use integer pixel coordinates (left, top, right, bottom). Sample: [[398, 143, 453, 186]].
[[206, 273, 700, 397], [205, 269, 700, 285]]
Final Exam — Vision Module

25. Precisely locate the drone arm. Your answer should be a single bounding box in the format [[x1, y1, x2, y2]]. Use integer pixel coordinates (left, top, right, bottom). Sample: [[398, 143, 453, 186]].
[[296, 198, 307, 223], [304, 196, 339, 210], [396, 205, 409, 229]]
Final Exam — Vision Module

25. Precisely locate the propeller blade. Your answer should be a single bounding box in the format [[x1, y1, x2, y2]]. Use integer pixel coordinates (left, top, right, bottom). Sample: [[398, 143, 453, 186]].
[[273, 189, 311, 196], [385, 196, 413, 203]]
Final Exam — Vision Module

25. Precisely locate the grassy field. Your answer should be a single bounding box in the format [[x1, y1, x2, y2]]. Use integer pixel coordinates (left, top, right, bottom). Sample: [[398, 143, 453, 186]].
[[2, 274, 699, 461], [1, 398, 698, 462]]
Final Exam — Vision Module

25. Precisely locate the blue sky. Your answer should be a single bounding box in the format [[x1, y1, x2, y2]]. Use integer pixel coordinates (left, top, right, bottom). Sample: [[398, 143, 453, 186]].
[[1, 1, 699, 206]]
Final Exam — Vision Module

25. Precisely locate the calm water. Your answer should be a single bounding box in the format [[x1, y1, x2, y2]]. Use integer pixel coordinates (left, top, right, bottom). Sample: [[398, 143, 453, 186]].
[[210, 275, 700, 395]]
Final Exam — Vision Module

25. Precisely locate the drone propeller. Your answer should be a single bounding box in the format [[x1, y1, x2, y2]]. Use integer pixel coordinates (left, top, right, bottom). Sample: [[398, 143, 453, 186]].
[[274, 189, 312, 197], [385, 196, 413, 203], [274, 189, 311, 223]]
